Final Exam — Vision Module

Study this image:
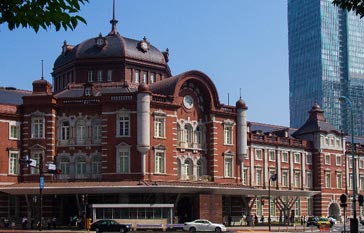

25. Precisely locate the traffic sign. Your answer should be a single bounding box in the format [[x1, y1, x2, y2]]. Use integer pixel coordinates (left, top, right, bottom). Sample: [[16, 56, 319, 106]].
[[40, 176, 44, 190]]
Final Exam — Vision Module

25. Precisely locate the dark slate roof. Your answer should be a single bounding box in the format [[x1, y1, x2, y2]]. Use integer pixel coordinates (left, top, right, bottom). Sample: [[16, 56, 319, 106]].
[[249, 122, 297, 138], [55, 83, 137, 98], [0, 87, 31, 105], [293, 103, 339, 136], [149, 75, 181, 96], [54, 34, 167, 68]]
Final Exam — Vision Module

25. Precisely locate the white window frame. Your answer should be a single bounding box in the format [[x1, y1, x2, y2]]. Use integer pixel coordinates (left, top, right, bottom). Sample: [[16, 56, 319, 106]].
[[107, 70, 112, 81], [224, 154, 233, 178], [88, 71, 94, 82], [155, 150, 165, 174], [97, 70, 103, 82], [294, 171, 300, 187], [76, 120, 86, 144], [60, 121, 70, 141], [255, 149, 263, 160], [325, 154, 331, 165], [154, 117, 165, 138], [9, 122, 20, 140], [282, 170, 289, 187], [9, 151, 19, 175], [32, 116, 44, 139], [75, 157, 86, 177], [242, 168, 248, 185], [306, 171, 312, 188], [142, 72, 147, 83], [134, 70, 140, 84], [117, 145, 130, 174], [269, 150, 276, 161], [31, 152, 41, 175], [325, 172, 331, 188], [306, 153, 312, 164], [336, 155, 342, 166], [92, 157, 102, 175], [255, 168, 262, 186], [336, 173, 342, 189], [282, 152, 288, 163], [59, 157, 70, 176], [223, 124, 233, 145], [294, 153, 300, 164], [117, 112, 130, 137], [150, 73, 155, 83]]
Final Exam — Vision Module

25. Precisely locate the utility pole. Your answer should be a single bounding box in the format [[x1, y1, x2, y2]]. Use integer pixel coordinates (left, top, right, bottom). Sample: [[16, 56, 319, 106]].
[[39, 155, 44, 231]]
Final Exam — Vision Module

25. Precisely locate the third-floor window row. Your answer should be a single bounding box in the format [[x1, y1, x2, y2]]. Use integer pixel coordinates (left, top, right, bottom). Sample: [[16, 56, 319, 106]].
[[88, 70, 113, 83], [253, 149, 311, 165]]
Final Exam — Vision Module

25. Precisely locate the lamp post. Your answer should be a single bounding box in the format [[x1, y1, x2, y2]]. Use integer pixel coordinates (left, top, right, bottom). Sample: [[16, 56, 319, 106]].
[[268, 173, 277, 232], [339, 96, 358, 233]]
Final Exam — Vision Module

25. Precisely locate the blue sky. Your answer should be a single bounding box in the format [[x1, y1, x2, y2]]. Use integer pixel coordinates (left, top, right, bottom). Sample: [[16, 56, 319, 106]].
[[0, 0, 289, 126]]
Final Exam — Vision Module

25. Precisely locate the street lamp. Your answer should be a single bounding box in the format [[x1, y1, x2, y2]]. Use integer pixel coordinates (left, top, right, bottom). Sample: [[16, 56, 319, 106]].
[[268, 173, 277, 232], [339, 96, 358, 233]]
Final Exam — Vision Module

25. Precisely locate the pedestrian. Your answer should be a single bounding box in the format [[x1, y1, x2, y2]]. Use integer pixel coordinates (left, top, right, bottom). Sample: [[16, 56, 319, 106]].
[[254, 214, 258, 226], [22, 216, 28, 229], [260, 215, 264, 223], [52, 217, 56, 229], [228, 215, 232, 226]]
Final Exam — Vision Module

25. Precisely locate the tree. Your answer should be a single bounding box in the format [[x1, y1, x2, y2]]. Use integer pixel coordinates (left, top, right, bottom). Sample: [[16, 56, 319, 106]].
[[0, 0, 89, 32], [332, 0, 364, 18]]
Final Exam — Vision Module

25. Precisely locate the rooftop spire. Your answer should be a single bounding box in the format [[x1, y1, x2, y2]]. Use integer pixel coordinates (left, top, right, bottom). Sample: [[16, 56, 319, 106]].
[[41, 59, 44, 80], [109, 0, 119, 35]]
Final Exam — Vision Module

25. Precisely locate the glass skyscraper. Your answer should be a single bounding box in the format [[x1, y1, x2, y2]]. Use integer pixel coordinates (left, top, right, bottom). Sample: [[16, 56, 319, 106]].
[[288, 0, 364, 136]]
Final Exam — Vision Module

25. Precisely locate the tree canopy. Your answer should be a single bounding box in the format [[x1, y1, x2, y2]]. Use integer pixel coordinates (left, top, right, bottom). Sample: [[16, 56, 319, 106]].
[[332, 0, 364, 18], [0, 0, 89, 32]]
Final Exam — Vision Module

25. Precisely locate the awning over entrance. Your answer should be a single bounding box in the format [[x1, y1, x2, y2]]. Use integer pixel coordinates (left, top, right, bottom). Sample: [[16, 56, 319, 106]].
[[0, 180, 320, 197]]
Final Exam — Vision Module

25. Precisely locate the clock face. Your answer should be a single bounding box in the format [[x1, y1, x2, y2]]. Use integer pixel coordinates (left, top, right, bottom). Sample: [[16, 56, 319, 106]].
[[141, 41, 148, 51], [183, 95, 194, 109]]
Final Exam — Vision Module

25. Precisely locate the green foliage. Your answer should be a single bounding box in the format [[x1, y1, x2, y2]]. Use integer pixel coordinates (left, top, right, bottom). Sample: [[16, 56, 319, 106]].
[[332, 0, 364, 18], [0, 0, 89, 32]]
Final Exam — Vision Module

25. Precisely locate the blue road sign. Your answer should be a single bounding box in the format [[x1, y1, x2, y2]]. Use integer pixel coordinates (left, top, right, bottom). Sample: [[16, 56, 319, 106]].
[[40, 176, 44, 189]]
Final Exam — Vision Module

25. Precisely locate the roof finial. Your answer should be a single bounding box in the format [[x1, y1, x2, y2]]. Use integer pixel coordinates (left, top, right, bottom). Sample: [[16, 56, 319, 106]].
[[239, 88, 242, 99], [41, 59, 44, 80], [109, 0, 119, 35]]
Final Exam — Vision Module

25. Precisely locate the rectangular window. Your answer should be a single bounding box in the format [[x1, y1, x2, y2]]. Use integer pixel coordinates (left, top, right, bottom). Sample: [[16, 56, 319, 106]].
[[32, 117, 44, 138], [88, 71, 93, 82], [150, 73, 155, 83], [282, 152, 288, 162], [256, 199, 262, 216], [154, 117, 165, 138], [336, 155, 342, 166], [255, 149, 263, 160], [294, 153, 300, 163], [360, 159, 364, 169], [92, 124, 102, 143], [118, 114, 130, 137], [295, 200, 301, 216], [282, 170, 289, 187], [224, 156, 233, 177], [61, 121, 70, 141], [306, 153, 312, 164], [325, 154, 331, 165], [134, 70, 140, 83], [325, 173, 331, 188], [269, 150, 276, 161], [155, 151, 165, 174], [142, 73, 147, 83], [9, 152, 18, 175], [256, 168, 262, 186], [9, 123, 20, 140], [294, 171, 300, 187], [336, 173, 342, 189], [31, 153, 41, 175], [306, 172, 312, 188], [224, 125, 233, 145], [360, 176, 364, 191], [118, 148, 130, 173], [97, 70, 103, 82], [242, 168, 248, 185], [107, 70, 112, 81]]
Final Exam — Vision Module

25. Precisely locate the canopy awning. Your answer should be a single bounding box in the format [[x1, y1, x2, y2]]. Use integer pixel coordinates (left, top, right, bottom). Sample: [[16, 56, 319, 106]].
[[0, 180, 320, 197]]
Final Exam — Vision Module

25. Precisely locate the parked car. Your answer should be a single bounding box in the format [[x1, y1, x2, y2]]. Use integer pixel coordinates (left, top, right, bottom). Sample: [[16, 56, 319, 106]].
[[317, 217, 331, 228], [306, 216, 318, 227], [90, 219, 131, 233], [183, 219, 227, 232]]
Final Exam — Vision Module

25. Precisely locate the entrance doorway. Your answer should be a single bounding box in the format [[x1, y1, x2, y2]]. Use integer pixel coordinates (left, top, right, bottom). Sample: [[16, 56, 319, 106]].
[[328, 203, 340, 221]]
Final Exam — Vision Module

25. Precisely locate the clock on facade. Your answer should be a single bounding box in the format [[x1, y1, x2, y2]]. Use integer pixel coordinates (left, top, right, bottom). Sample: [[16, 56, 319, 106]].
[[183, 95, 194, 109]]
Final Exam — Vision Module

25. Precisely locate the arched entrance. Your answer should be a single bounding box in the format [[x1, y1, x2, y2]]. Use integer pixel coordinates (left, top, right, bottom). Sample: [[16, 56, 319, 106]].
[[328, 203, 340, 220]]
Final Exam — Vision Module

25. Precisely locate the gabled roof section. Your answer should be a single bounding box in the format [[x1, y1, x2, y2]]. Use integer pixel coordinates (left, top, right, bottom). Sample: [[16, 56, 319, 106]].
[[293, 103, 339, 137]]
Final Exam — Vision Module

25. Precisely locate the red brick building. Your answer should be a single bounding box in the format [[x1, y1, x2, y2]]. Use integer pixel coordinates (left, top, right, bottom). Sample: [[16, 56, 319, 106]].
[[0, 13, 363, 228]]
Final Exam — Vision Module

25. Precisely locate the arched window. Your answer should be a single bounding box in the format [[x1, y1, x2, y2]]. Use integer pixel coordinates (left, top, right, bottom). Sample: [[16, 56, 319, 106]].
[[76, 120, 86, 144], [184, 124, 193, 147], [92, 156, 102, 176], [59, 157, 70, 176], [184, 159, 193, 179], [75, 157, 86, 177], [61, 121, 70, 141]]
